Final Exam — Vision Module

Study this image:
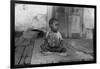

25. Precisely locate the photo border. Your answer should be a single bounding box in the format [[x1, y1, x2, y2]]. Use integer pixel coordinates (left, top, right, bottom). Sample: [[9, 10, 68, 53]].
[[10, 0, 97, 68]]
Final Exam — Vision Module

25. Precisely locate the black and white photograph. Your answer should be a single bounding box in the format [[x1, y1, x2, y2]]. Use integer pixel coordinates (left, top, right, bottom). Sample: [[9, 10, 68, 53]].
[[11, 0, 96, 68]]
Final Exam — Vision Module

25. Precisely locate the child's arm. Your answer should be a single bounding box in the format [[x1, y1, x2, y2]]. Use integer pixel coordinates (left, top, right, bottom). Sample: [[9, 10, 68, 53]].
[[59, 32, 67, 46], [42, 31, 49, 44], [60, 32, 67, 39]]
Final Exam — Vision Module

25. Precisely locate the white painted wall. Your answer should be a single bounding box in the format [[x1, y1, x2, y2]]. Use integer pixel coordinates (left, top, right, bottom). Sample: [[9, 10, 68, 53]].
[[83, 8, 94, 39], [83, 8, 94, 29], [15, 4, 48, 31]]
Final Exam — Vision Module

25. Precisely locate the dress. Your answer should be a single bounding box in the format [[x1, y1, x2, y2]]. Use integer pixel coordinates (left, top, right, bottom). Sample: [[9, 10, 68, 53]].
[[40, 31, 66, 53]]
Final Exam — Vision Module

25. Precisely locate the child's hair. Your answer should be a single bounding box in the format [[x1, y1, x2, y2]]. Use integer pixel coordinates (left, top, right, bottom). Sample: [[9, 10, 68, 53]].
[[49, 18, 58, 26]]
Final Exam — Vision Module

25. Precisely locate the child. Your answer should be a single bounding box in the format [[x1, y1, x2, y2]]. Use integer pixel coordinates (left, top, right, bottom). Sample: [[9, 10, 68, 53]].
[[40, 18, 67, 56]]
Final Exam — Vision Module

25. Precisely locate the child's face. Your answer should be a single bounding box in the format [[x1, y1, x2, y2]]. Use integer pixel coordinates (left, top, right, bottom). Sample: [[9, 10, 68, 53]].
[[50, 21, 59, 32]]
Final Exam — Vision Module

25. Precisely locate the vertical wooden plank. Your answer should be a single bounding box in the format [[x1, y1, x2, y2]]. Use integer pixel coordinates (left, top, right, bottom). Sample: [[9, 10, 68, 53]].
[[65, 7, 69, 38], [80, 8, 84, 38], [47, 6, 52, 31], [68, 7, 72, 38]]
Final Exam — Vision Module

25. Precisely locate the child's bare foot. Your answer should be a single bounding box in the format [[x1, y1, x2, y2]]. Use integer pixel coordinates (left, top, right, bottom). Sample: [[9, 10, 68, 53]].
[[44, 51, 52, 54], [59, 52, 67, 56], [40, 51, 52, 55]]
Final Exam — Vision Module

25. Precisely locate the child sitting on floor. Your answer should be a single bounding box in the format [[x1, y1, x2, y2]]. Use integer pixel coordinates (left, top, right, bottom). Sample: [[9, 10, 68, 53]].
[[40, 18, 67, 56]]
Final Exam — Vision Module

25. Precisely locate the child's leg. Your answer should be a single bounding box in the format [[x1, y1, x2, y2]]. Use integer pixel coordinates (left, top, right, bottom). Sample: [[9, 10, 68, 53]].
[[40, 44, 53, 55], [59, 41, 67, 53], [58, 45, 68, 56], [40, 43, 48, 52], [59, 47, 66, 53], [54, 46, 66, 53]]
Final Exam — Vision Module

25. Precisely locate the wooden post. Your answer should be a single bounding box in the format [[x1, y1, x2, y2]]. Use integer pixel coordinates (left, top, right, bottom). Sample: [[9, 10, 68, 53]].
[[47, 6, 53, 31], [65, 7, 68, 38], [68, 7, 72, 38], [80, 8, 84, 38]]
